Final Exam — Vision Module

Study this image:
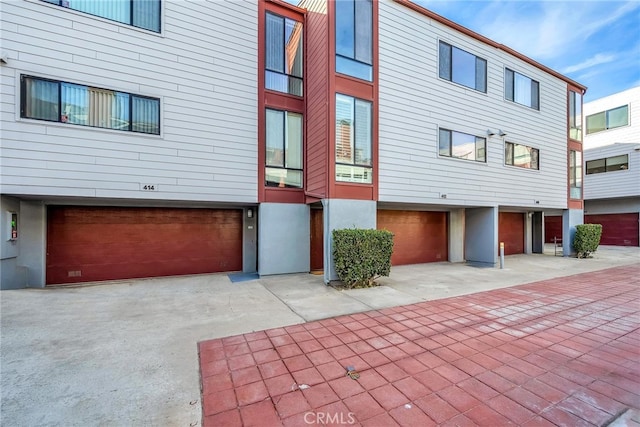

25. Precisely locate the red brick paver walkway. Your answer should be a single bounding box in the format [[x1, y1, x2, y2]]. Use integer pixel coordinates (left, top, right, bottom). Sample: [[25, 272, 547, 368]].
[[199, 265, 640, 426]]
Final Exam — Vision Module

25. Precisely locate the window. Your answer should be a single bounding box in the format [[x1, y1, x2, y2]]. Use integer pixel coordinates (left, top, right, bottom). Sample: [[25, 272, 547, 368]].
[[335, 0, 373, 81], [266, 12, 303, 96], [438, 129, 486, 162], [21, 75, 160, 135], [586, 105, 629, 134], [335, 94, 372, 183], [42, 0, 160, 32], [439, 41, 487, 92], [570, 150, 582, 199], [569, 90, 582, 141], [505, 68, 539, 109], [505, 142, 539, 170], [265, 109, 303, 188], [586, 154, 629, 175]]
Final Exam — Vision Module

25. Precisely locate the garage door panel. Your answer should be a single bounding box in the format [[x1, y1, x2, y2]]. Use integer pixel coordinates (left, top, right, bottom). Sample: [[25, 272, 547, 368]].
[[377, 210, 448, 265], [46, 207, 243, 285], [544, 216, 562, 244], [499, 212, 524, 255], [585, 213, 639, 246]]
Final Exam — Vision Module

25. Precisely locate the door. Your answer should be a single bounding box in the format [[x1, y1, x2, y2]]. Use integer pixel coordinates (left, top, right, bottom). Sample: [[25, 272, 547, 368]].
[[377, 210, 448, 265], [46, 206, 243, 284]]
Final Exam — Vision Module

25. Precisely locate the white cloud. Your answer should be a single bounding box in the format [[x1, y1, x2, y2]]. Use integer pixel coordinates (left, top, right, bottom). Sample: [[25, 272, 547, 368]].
[[562, 53, 616, 74]]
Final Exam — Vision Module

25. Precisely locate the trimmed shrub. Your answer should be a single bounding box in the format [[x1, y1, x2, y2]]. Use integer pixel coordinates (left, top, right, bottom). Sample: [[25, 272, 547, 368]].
[[332, 228, 394, 288], [573, 223, 602, 258]]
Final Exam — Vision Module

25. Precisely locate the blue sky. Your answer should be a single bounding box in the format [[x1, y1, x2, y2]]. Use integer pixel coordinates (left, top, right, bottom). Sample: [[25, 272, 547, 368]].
[[418, 0, 640, 101]]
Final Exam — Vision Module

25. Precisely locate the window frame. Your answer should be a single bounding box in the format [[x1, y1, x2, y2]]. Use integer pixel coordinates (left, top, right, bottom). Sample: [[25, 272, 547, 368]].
[[265, 108, 304, 188], [41, 0, 162, 33], [504, 141, 540, 170], [265, 11, 304, 97], [334, 0, 373, 82], [438, 40, 487, 93], [505, 68, 540, 110], [569, 150, 582, 199], [20, 75, 161, 135], [586, 105, 629, 135], [586, 154, 629, 175], [438, 128, 487, 163], [335, 93, 373, 184], [568, 90, 582, 141]]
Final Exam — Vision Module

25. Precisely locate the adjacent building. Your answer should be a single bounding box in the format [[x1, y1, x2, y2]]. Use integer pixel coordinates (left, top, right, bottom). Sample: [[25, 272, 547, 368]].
[[0, 0, 586, 289], [583, 87, 639, 246]]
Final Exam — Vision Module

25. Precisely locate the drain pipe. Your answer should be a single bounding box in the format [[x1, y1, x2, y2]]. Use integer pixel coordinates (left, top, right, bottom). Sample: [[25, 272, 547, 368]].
[[500, 242, 505, 269]]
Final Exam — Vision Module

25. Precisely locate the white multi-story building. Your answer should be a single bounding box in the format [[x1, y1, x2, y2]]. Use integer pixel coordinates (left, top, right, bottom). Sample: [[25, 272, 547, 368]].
[[1, 0, 586, 289], [583, 87, 640, 246]]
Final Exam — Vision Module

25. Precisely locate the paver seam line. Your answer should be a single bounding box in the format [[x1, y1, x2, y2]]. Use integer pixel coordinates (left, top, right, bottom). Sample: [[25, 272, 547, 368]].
[[257, 278, 378, 323]]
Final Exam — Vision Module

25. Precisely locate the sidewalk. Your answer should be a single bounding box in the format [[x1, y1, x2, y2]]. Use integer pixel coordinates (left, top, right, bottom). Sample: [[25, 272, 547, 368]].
[[200, 264, 640, 426]]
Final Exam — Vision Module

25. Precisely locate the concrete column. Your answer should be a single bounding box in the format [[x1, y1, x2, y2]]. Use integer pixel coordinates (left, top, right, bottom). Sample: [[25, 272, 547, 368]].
[[464, 206, 498, 267], [562, 208, 584, 257], [448, 209, 465, 262], [322, 199, 376, 283], [242, 207, 258, 273], [19, 200, 46, 288], [258, 203, 310, 275], [524, 212, 533, 254]]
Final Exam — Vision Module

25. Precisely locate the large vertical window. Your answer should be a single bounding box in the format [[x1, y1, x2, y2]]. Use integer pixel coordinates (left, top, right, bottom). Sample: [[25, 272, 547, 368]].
[[42, 0, 160, 32], [586, 105, 629, 134], [439, 41, 487, 92], [569, 90, 582, 141], [265, 109, 303, 188], [21, 75, 160, 135], [335, 94, 372, 183], [335, 0, 373, 81], [438, 129, 486, 162], [505, 68, 539, 110], [266, 12, 303, 96], [570, 150, 582, 199], [505, 142, 539, 170]]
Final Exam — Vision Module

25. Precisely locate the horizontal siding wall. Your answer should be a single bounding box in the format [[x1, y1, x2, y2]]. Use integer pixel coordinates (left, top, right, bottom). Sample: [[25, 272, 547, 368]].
[[378, 0, 568, 210], [584, 143, 640, 200], [0, 0, 258, 203], [584, 86, 640, 150]]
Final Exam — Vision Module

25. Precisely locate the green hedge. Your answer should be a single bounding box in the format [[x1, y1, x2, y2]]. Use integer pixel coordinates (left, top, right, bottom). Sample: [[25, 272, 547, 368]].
[[332, 228, 394, 288], [573, 223, 602, 258]]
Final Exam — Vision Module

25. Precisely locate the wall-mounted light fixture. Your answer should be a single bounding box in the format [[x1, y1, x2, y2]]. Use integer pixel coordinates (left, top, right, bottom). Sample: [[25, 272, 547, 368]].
[[499, 129, 508, 137], [486, 129, 496, 136], [247, 208, 253, 218]]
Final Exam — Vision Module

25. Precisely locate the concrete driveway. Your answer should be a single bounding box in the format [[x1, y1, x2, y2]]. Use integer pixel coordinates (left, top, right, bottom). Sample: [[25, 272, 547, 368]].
[[1, 246, 639, 426]]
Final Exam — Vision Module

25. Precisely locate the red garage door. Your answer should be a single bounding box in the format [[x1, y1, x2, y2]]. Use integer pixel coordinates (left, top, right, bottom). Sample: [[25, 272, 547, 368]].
[[377, 210, 448, 265], [46, 206, 243, 285], [585, 213, 639, 246], [545, 216, 563, 243], [499, 212, 524, 255]]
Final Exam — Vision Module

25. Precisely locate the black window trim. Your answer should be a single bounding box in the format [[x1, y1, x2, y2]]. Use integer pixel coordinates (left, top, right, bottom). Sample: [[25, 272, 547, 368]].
[[438, 127, 487, 163], [585, 154, 629, 175], [265, 107, 304, 174], [504, 141, 540, 170], [438, 40, 488, 93], [42, 0, 162, 33], [20, 74, 161, 135], [265, 12, 304, 78], [335, 93, 373, 169], [334, 0, 373, 82], [504, 67, 540, 110]]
